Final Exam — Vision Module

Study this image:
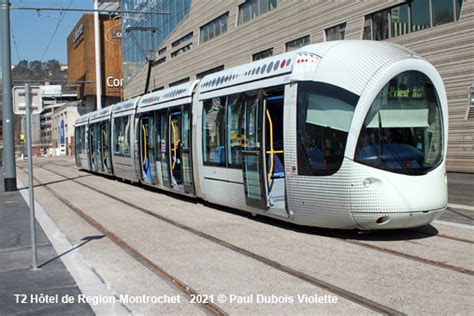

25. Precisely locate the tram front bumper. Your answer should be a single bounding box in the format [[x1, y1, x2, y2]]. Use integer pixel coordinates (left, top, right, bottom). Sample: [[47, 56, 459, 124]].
[[351, 207, 446, 230]]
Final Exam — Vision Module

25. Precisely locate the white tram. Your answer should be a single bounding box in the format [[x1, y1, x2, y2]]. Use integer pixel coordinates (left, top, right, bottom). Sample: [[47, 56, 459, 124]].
[[75, 41, 448, 230]]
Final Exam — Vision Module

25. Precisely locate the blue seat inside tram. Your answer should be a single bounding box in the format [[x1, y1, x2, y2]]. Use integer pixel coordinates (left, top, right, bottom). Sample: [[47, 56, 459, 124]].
[[357, 143, 424, 168], [213, 146, 225, 164], [307, 148, 325, 170], [268, 154, 285, 178]]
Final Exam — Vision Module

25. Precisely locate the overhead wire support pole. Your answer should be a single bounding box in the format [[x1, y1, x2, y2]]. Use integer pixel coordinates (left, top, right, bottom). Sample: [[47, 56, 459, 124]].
[[94, 0, 102, 110], [24, 83, 38, 270], [1, 0, 17, 192]]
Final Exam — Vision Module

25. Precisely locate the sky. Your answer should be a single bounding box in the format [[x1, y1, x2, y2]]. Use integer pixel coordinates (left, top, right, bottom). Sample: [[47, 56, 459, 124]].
[[9, 0, 94, 64]]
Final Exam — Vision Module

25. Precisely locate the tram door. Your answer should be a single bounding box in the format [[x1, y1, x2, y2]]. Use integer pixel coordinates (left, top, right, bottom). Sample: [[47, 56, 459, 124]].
[[139, 115, 157, 184], [181, 105, 194, 194], [264, 94, 286, 212], [90, 124, 99, 172], [242, 90, 286, 212], [158, 111, 171, 187], [168, 105, 194, 193], [100, 122, 111, 173], [242, 94, 268, 209]]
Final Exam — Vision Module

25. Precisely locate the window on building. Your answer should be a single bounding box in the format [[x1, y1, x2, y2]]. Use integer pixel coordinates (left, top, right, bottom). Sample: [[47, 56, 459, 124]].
[[196, 65, 225, 79], [238, 0, 277, 25], [202, 97, 226, 166], [363, 0, 463, 40], [169, 77, 190, 87], [114, 115, 131, 157], [466, 84, 474, 119], [158, 47, 167, 56], [373, 10, 389, 40], [200, 13, 229, 43], [285, 35, 310, 52], [153, 86, 164, 92], [171, 32, 193, 48], [432, 0, 454, 26], [171, 43, 192, 58], [363, 16, 372, 40], [252, 48, 273, 61], [411, 0, 431, 32], [391, 4, 409, 37], [152, 57, 166, 67], [325, 23, 346, 41], [456, 0, 463, 19]]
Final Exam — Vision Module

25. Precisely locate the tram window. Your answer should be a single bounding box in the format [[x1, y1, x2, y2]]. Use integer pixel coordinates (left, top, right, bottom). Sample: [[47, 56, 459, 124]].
[[203, 97, 226, 166], [297, 81, 358, 176], [227, 94, 244, 167], [75, 127, 83, 154], [114, 115, 131, 157], [355, 71, 443, 175]]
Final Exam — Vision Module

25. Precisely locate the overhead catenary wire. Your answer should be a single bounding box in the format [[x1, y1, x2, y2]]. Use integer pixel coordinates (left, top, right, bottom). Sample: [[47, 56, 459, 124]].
[[10, 24, 21, 61], [39, 0, 73, 62]]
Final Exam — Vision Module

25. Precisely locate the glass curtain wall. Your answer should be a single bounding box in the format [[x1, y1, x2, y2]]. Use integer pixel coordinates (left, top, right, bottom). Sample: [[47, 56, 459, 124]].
[[121, 0, 192, 85]]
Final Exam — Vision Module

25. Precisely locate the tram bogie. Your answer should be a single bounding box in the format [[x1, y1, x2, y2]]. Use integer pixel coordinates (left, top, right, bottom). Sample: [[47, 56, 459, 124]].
[[74, 40, 448, 230]]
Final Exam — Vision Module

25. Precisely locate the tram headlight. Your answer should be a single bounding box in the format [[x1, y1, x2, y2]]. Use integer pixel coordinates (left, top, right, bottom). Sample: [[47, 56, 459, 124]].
[[363, 178, 372, 188]]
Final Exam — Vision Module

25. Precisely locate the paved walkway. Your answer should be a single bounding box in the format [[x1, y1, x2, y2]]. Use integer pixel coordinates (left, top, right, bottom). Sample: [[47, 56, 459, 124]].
[[0, 173, 94, 315], [447, 172, 474, 206], [442, 172, 474, 226]]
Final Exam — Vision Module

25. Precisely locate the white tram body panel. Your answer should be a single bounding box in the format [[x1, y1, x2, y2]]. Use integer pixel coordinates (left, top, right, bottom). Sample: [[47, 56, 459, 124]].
[[74, 113, 91, 171], [76, 40, 448, 230], [195, 40, 448, 229]]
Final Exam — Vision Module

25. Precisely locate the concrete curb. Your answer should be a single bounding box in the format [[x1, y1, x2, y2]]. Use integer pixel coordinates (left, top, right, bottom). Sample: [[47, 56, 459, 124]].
[[17, 178, 130, 316], [447, 203, 474, 212]]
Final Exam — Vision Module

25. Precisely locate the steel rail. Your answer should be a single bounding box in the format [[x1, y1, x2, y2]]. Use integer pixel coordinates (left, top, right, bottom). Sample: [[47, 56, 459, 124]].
[[19, 167, 227, 316], [37, 165, 407, 315]]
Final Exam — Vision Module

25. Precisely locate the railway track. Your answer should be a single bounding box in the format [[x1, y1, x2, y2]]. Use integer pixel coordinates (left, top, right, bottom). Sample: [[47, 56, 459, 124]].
[[38, 163, 474, 278], [18, 166, 227, 316], [36, 161, 474, 244], [47, 163, 474, 263], [19, 164, 408, 315]]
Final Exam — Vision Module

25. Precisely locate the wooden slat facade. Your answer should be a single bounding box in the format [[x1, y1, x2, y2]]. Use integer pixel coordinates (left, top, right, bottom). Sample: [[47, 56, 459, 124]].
[[67, 14, 123, 99], [123, 0, 474, 173]]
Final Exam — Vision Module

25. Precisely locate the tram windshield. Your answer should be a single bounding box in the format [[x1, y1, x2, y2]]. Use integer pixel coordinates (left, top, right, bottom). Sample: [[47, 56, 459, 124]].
[[355, 71, 443, 175], [297, 82, 358, 176]]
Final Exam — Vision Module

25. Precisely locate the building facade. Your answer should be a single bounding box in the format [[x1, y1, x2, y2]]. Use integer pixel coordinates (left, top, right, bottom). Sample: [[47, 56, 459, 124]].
[[51, 104, 80, 155], [40, 90, 78, 146], [122, 0, 474, 173], [67, 14, 123, 111]]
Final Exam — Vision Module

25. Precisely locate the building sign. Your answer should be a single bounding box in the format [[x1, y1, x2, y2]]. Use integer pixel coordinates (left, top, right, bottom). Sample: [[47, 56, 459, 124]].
[[40, 85, 62, 96], [73, 24, 84, 47], [105, 24, 122, 45], [60, 119, 65, 145], [107, 76, 124, 88]]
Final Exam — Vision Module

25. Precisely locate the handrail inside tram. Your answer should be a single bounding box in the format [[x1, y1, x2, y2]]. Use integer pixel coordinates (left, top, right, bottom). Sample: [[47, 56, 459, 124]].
[[141, 123, 148, 171], [171, 120, 180, 170], [265, 108, 283, 184]]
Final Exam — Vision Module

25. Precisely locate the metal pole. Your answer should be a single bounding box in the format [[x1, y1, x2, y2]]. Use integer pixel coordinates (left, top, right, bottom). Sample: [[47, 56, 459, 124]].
[[25, 83, 38, 270], [94, 0, 102, 110], [1, 0, 17, 191]]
